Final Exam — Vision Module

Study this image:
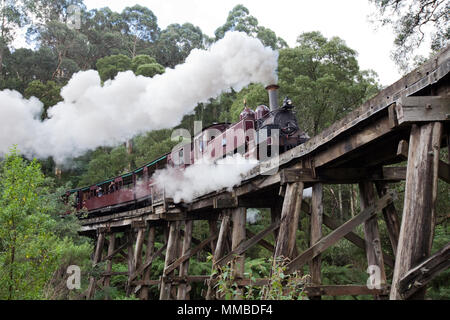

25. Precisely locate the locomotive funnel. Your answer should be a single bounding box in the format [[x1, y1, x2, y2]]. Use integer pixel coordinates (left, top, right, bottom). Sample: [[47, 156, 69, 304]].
[[265, 84, 280, 111]]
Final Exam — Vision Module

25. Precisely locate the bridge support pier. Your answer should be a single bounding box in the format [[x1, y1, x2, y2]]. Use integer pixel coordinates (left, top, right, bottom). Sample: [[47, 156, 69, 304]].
[[390, 122, 443, 300]]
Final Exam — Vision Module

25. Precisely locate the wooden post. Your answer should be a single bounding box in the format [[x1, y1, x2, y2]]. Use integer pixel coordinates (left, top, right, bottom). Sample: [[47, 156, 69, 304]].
[[390, 122, 443, 300], [274, 182, 304, 260], [125, 230, 136, 296], [209, 219, 218, 254], [310, 183, 323, 299], [134, 227, 146, 271], [103, 233, 116, 299], [375, 182, 401, 255], [160, 221, 181, 300], [177, 220, 193, 300], [231, 207, 246, 299], [359, 181, 387, 297], [270, 197, 283, 243], [139, 226, 156, 300], [87, 231, 105, 299], [206, 211, 231, 300]]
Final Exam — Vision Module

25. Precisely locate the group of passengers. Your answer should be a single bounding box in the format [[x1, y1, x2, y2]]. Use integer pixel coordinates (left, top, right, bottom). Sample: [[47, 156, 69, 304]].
[[96, 181, 117, 197]]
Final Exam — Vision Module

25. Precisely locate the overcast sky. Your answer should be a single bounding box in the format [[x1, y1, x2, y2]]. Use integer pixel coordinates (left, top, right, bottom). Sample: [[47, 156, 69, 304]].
[[82, 0, 408, 86]]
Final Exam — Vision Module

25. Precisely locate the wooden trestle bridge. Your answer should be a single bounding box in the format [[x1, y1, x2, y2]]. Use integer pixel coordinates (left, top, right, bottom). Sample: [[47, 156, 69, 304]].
[[80, 46, 450, 300]]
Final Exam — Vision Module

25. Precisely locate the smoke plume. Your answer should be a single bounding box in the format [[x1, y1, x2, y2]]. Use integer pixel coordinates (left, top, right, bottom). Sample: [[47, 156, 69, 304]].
[[153, 154, 258, 203], [0, 32, 278, 163]]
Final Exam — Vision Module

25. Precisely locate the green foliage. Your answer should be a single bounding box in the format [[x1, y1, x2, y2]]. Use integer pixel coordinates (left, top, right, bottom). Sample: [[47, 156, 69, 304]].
[[215, 4, 287, 50], [96, 54, 132, 82], [0, 147, 90, 299], [24, 80, 63, 119], [135, 63, 165, 77], [279, 31, 380, 136], [131, 54, 157, 72]]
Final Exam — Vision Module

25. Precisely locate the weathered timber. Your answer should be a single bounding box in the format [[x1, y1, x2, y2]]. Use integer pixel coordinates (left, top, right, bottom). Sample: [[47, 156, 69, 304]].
[[375, 182, 401, 255], [139, 226, 156, 300], [160, 221, 181, 300], [206, 212, 231, 300], [286, 192, 393, 273], [165, 233, 218, 275], [280, 167, 406, 184], [177, 220, 193, 300], [398, 242, 450, 299], [125, 231, 136, 296], [359, 182, 387, 299], [396, 96, 450, 124], [101, 240, 128, 262], [274, 182, 304, 259], [216, 221, 281, 267], [87, 231, 105, 299], [310, 184, 323, 288], [134, 227, 145, 271], [130, 242, 167, 283], [301, 201, 395, 269], [231, 207, 246, 299], [391, 122, 444, 300], [103, 233, 116, 299], [246, 229, 274, 252]]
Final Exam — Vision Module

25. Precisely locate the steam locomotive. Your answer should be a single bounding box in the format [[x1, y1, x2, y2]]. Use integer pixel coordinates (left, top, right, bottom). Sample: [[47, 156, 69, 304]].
[[66, 85, 309, 216]]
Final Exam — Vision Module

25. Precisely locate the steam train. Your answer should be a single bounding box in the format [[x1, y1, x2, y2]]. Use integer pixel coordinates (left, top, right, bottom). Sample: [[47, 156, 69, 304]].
[[66, 85, 309, 216]]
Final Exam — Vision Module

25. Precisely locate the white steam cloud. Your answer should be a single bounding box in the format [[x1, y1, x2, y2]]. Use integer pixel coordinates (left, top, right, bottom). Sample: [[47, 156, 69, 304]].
[[0, 32, 278, 162], [153, 154, 258, 203]]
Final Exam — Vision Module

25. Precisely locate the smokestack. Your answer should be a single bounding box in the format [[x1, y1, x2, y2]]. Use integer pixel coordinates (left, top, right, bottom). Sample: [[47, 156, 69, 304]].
[[265, 84, 279, 111]]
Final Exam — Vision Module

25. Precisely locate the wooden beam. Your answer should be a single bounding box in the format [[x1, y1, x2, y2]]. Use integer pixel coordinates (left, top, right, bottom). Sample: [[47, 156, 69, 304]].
[[87, 231, 105, 299], [286, 192, 393, 273], [398, 242, 450, 299], [274, 182, 304, 259], [246, 229, 274, 252], [130, 242, 166, 283], [160, 221, 181, 300], [206, 212, 231, 300], [375, 182, 401, 256], [396, 96, 450, 124], [216, 221, 281, 267], [231, 207, 246, 299], [177, 220, 193, 300], [310, 184, 323, 291], [391, 122, 444, 300], [359, 181, 387, 296], [139, 226, 156, 300], [165, 233, 218, 275], [300, 199, 395, 268], [279, 167, 406, 184], [103, 233, 116, 299]]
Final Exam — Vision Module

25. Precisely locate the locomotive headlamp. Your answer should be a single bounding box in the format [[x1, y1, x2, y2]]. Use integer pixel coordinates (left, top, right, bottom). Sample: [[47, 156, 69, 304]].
[[282, 96, 294, 109]]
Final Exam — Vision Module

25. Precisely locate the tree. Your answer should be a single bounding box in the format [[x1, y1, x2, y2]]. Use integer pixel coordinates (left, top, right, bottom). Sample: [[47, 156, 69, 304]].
[[38, 21, 90, 80], [155, 23, 206, 68], [24, 80, 63, 119], [278, 32, 380, 136], [96, 54, 131, 82], [0, 0, 30, 75], [120, 5, 160, 57], [0, 147, 89, 299], [135, 63, 165, 77], [1, 47, 57, 92], [214, 4, 287, 50], [369, 0, 449, 72]]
